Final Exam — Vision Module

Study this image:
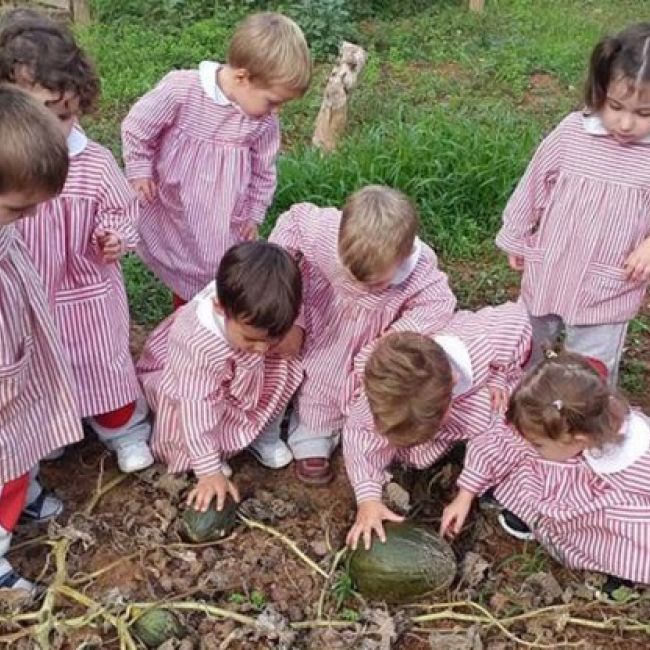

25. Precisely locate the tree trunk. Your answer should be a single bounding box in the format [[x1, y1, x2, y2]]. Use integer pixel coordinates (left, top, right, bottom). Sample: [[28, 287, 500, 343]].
[[312, 42, 368, 153], [70, 0, 91, 24], [469, 0, 485, 12]]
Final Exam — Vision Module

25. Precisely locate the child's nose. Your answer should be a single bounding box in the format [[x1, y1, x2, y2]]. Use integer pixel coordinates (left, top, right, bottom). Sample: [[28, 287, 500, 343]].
[[620, 112, 634, 131]]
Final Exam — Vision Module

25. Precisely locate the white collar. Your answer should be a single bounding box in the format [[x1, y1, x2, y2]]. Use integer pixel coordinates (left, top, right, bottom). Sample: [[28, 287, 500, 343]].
[[584, 412, 650, 474], [199, 61, 231, 106], [195, 281, 227, 340], [390, 237, 422, 286], [582, 113, 650, 144], [68, 128, 88, 157], [433, 334, 473, 397]]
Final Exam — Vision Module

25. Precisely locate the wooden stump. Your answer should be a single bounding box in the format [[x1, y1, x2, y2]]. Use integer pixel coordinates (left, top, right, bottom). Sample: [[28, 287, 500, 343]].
[[312, 42, 368, 153], [69, 0, 90, 24], [469, 0, 485, 12]]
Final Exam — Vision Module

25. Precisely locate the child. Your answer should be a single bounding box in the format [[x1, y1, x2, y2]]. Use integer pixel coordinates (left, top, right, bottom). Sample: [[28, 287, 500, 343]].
[[137, 241, 303, 511], [121, 12, 311, 308], [344, 302, 531, 550], [0, 9, 153, 473], [497, 22, 650, 385], [269, 186, 457, 485], [441, 352, 650, 589], [0, 86, 84, 590]]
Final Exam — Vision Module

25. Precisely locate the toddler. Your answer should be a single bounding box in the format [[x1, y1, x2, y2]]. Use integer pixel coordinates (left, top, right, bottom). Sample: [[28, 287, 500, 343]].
[[137, 241, 303, 511], [0, 86, 84, 590], [122, 12, 311, 308], [269, 185, 457, 484], [498, 22, 650, 384]]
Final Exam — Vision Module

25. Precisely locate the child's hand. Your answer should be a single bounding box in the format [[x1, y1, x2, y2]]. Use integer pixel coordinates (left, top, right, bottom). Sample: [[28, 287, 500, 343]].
[[96, 230, 123, 263], [489, 386, 508, 414], [130, 178, 157, 203], [242, 222, 258, 241], [440, 489, 474, 539], [625, 238, 650, 282], [186, 471, 240, 513], [507, 254, 525, 272], [346, 500, 404, 551], [270, 325, 304, 358]]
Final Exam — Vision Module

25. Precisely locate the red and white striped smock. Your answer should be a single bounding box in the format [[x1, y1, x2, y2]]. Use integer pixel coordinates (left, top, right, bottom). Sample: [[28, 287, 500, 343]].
[[458, 412, 650, 584], [496, 111, 650, 326], [17, 130, 142, 418], [137, 283, 302, 476], [343, 302, 532, 503], [122, 61, 280, 301], [0, 225, 83, 484], [269, 202, 456, 436]]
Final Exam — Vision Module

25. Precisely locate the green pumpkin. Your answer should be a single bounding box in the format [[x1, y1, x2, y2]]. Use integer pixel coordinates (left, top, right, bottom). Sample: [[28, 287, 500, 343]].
[[133, 609, 184, 648], [348, 522, 456, 603], [181, 496, 238, 543]]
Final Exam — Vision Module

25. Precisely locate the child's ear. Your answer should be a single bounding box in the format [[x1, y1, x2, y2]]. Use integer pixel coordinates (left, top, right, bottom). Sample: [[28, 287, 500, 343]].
[[451, 369, 459, 386], [233, 68, 252, 84]]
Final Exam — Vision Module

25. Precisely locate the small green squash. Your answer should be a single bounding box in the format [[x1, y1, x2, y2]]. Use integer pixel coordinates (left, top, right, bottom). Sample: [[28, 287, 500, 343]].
[[348, 522, 456, 603], [181, 496, 238, 543], [133, 609, 184, 648]]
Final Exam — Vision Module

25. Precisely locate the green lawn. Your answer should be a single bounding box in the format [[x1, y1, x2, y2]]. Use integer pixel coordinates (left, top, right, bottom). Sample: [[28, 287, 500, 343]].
[[81, 0, 649, 341]]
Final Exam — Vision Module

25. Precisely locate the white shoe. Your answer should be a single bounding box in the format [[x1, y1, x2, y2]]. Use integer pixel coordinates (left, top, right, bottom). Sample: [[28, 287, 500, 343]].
[[221, 461, 233, 478], [114, 438, 154, 474], [248, 438, 293, 469], [0, 559, 34, 594], [43, 447, 65, 461], [21, 489, 63, 523]]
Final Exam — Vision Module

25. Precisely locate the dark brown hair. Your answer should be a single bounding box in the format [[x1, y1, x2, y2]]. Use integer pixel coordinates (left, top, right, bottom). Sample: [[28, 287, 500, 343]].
[[585, 22, 650, 111], [0, 8, 100, 113], [0, 84, 68, 195], [507, 351, 628, 449], [364, 332, 453, 447], [217, 241, 302, 339]]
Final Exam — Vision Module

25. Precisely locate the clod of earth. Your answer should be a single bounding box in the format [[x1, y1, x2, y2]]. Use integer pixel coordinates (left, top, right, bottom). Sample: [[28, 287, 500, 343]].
[[132, 608, 185, 647], [348, 521, 457, 603], [181, 496, 238, 543]]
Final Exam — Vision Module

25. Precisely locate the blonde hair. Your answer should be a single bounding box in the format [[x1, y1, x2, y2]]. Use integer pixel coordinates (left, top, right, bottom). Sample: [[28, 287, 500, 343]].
[[339, 186, 419, 283], [507, 351, 628, 449], [0, 84, 68, 195], [228, 12, 311, 93], [365, 332, 453, 447]]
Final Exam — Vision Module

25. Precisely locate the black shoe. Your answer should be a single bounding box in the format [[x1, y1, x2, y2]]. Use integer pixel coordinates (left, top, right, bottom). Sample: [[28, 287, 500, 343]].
[[600, 574, 635, 600], [498, 509, 534, 541]]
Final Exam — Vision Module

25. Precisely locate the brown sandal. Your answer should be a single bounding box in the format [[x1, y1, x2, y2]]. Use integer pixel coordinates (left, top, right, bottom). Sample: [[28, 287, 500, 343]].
[[294, 457, 333, 486]]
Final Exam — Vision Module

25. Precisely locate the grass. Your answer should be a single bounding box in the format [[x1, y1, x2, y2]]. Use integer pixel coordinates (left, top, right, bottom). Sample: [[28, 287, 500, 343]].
[[76, 0, 649, 328]]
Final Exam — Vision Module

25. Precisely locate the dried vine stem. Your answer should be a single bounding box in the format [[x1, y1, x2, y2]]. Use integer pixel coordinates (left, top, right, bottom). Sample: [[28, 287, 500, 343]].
[[239, 515, 328, 578]]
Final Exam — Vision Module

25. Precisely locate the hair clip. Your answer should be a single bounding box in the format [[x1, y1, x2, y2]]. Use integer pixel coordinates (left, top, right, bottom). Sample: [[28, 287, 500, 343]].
[[552, 399, 563, 411]]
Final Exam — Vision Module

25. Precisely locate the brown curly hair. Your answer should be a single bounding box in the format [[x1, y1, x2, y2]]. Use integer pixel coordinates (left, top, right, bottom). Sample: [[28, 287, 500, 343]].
[[0, 8, 100, 114]]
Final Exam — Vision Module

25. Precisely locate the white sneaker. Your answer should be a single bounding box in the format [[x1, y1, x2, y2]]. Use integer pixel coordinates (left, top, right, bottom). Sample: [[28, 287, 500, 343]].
[[114, 438, 154, 474], [21, 489, 63, 523], [248, 438, 293, 469], [0, 559, 34, 594]]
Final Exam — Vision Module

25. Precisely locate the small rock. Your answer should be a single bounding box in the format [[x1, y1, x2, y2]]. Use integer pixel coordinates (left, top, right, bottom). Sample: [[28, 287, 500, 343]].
[[310, 540, 329, 557]]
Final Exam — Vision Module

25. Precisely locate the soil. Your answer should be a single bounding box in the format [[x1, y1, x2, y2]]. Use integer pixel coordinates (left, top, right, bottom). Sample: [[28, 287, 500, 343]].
[[3, 263, 650, 648]]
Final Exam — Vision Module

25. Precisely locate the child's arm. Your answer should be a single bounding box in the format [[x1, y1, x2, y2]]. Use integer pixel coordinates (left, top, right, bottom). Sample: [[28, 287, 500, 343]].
[[486, 308, 533, 412], [167, 334, 240, 510], [94, 150, 139, 262], [238, 118, 281, 237], [496, 124, 563, 267], [343, 396, 404, 549], [440, 423, 523, 538], [121, 72, 182, 186]]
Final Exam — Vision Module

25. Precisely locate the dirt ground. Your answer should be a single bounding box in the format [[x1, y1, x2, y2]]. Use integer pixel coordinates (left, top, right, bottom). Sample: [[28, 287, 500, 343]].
[[4, 265, 650, 649]]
